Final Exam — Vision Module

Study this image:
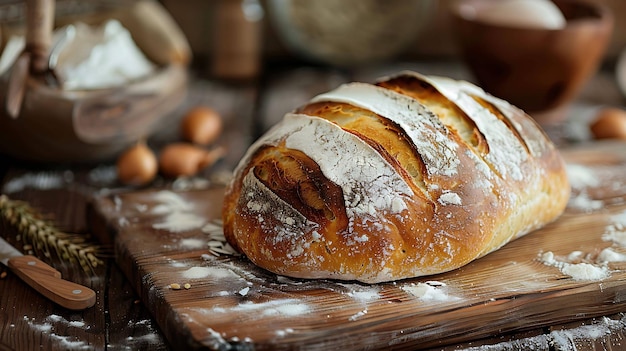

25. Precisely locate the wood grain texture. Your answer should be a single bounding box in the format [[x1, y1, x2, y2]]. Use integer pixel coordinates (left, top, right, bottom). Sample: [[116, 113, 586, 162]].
[[91, 140, 626, 350], [0, 179, 167, 350]]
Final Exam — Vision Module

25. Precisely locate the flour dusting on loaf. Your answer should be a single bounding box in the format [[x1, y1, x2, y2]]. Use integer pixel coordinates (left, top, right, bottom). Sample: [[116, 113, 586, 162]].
[[223, 71, 570, 283]]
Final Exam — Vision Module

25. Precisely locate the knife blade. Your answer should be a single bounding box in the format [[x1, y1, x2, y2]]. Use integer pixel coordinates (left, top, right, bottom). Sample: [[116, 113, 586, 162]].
[[0, 236, 96, 310]]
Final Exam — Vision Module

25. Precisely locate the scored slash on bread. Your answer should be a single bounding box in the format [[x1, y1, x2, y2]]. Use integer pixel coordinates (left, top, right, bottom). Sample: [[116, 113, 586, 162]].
[[222, 71, 570, 283]]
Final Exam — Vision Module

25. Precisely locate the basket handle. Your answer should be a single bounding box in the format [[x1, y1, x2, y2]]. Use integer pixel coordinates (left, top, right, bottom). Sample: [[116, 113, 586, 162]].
[[5, 0, 55, 118], [25, 0, 55, 75]]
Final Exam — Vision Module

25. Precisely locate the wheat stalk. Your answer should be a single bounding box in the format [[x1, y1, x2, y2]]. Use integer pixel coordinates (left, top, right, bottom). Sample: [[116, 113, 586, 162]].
[[0, 194, 103, 273]]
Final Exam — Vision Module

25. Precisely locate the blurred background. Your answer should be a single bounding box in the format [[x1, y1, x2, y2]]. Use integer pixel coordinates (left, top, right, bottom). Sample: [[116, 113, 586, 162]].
[[159, 0, 626, 75]]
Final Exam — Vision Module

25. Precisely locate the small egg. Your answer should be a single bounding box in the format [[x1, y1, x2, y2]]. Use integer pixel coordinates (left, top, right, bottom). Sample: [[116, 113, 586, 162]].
[[181, 106, 223, 145], [475, 0, 566, 30], [159, 143, 226, 178], [590, 107, 626, 140], [116, 142, 158, 186]]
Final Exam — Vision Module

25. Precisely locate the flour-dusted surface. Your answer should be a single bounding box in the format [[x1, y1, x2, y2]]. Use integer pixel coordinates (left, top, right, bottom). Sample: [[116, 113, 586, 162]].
[[92, 141, 626, 350]]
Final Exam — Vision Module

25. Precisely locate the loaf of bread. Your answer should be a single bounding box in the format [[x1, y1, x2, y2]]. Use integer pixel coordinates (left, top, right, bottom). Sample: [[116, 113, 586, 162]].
[[222, 71, 570, 283]]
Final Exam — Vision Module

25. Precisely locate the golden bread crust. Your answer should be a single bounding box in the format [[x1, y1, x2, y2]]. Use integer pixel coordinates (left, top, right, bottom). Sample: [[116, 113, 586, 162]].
[[222, 71, 570, 283]]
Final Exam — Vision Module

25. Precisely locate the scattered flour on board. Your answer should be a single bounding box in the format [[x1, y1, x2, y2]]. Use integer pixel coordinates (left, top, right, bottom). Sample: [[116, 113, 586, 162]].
[[349, 309, 368, 321], [2, 171, 74, 194], [601, 209, 626, 246], [401, 281, 460, 301], [209, 299, 310, 317], [180, 238, 206, 249], [458, 316, 622, 350], [23, 315, 91, 350], [539, 251, 610, 281], [565, 164, 604, 212], [539, 209, 626, 281], [179, 266, 245, 282], [275, 328, 295, 337], [181, 266, 237, 280], [340, 284, 381, 302], [150, 190, 206, 232], [567, 164, 600, 189], [238, 287, 251, 296]]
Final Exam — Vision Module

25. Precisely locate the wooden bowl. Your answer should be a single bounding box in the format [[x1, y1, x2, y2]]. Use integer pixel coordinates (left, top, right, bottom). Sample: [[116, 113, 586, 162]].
[[450, 0, 613, 124], [0, 0, 191, 163]]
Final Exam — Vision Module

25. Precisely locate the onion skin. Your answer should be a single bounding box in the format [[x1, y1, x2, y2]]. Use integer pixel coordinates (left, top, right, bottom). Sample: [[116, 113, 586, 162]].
[[181, 106, 223, 145], [590, 107, 626, 140], [159, 143, 225, 178], [116, 142, 158, 186]]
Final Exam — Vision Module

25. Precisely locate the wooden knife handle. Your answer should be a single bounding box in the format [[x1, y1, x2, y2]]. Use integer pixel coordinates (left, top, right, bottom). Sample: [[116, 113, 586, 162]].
[[7, 255, 96, 310]]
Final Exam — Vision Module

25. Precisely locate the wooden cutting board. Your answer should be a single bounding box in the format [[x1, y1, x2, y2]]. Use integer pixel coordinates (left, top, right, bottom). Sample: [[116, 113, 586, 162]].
[[90, 140, 626, 350]]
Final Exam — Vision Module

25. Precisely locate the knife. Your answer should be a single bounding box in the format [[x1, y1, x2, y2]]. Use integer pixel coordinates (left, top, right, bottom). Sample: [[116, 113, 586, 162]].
[[0, 236, 96, 310]]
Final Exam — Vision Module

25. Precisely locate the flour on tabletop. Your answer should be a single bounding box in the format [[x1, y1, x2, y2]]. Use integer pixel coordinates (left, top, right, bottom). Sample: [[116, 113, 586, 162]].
[[349, 309, 368, 321], [565, 164, 609, 212], [181, 266, 240, 280], [567, 192, 603, 212], [126, 334, 161, 344], [597, 247, 626, 263], [567, 164, 601, 189], [68, 321, 85, 328], [180, 238, 206, 249], [24, 316, 91, 350], [212, 299, 310, 317], [169, 260, 188, 268], [540, 251, 610, 281], [565, 164, 598, 210], [401, 281, 459, 301], [87, 165, 117, 185], [458, 316, 621, 350], [172, 176, 211, 191], [276, 328, 294, 337], [341, 284, 380, 302], [181, 266, 212, 279], [2, 170, 74, 194], [602, 210, 626, 246], [550, 316, 619, 346], [134, 203, 148, 213], [149, 190, 206, 232]]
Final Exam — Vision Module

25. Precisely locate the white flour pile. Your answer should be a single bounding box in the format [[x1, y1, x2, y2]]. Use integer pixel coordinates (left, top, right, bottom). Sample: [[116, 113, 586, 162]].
[[0, 20, 155, 90]]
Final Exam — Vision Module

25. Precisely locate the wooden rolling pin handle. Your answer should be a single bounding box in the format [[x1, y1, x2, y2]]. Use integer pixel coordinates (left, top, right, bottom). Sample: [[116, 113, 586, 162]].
[[7, 255, 96, 311], [25, 0, 55, 74]]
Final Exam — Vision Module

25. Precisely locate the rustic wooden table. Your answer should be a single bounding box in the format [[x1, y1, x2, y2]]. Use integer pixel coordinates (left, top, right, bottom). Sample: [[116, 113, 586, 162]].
[[1, 60, 625, 350]]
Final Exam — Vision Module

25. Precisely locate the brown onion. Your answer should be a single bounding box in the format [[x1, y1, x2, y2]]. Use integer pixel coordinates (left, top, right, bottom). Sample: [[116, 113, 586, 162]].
[[590, 107, 626, 140], [181, 106, 223, 145], [116, 142, 158, 186], [159, 143, 225, 178]]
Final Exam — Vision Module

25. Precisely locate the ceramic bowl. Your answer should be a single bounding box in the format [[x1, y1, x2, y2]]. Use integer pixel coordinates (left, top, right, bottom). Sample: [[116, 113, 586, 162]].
[[450, 0, 613, 124]]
